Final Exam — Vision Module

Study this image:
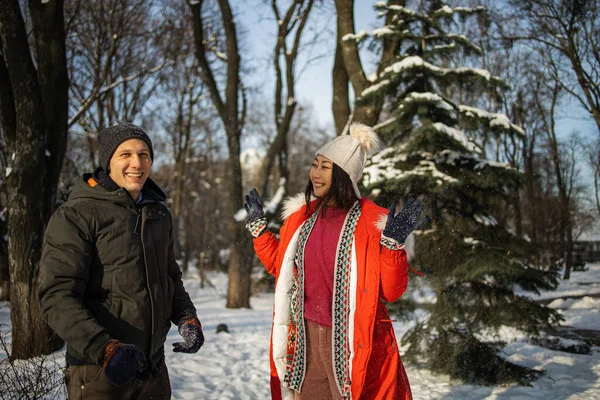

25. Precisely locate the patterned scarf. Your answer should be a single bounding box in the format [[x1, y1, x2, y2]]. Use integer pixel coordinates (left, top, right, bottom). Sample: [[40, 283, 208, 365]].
[[284, 201, 361, 398]]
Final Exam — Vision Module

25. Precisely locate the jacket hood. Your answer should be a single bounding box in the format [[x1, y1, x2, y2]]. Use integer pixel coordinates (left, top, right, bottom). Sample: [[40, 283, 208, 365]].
[[69, 171, 166, 205]]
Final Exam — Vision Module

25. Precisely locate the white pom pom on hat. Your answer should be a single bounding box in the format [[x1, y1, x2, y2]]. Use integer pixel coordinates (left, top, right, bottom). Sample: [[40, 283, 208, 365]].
[[315, 122, 381, 199]]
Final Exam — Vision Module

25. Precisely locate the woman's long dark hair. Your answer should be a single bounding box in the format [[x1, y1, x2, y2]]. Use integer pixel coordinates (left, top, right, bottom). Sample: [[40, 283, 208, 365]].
[[304, 163, 358, 215]]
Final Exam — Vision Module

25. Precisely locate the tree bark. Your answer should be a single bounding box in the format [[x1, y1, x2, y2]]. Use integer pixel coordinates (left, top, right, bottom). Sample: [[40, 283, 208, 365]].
[[0, 0, 68, 358], [334, 0, 403, 128], [191, 0, 251, 308], [332, 28, 350, 136]]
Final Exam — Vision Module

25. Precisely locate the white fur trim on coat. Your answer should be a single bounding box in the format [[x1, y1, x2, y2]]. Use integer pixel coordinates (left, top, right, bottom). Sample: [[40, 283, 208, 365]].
[[376, 213, 416, 261], [281, 193, 307, 220]]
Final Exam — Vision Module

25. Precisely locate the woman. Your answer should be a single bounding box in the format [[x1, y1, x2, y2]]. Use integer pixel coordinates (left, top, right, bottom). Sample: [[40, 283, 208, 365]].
[[244, 123, 428, 400]]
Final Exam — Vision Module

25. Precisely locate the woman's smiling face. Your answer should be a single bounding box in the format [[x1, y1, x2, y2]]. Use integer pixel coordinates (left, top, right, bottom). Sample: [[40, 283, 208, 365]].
[[310, 154, 333, 198]]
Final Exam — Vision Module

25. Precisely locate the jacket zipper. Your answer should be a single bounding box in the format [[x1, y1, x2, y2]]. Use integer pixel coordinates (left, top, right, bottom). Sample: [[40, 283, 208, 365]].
[[138, 208, 155, 344]]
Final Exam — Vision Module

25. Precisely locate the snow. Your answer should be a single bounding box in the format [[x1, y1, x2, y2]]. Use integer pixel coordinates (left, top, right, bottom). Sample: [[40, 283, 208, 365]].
[[403, 92, 454, 111], [367, 72, 378, 82], [454, 67, 490, 81], [363, 149, 460, 187], [264, 178, 286, 214], [372, 26, 395, 38], [459, 105, 525, 136], [474, 213, 498, 226], [2, 263, 600, 399], [373, 116, 398, 131], [388, 5, 417, 16], [341, 30, 370, 43], [378, 56, 496, 91], [432, 43, 457, 52], [463, 237, 481, 245], [434, 5, 454, 17], [432, 122, 480, 153], [360, 79, 390, 97], [233, 207, 247, 222]]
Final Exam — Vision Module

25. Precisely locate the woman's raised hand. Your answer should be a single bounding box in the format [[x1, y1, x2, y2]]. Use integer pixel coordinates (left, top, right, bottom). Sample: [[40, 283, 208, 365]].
[[382, 198, 430, 245], [244, 188, 268, 238], [244, 188, 265, 224]]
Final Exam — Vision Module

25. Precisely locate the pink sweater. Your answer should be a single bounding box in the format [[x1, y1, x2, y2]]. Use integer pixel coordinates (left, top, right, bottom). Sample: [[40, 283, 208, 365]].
[[303, 207, 348, 327]]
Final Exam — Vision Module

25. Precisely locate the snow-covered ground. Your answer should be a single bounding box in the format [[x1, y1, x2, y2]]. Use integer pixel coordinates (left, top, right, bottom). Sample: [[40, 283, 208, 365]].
[[1, 264, 599, 399]]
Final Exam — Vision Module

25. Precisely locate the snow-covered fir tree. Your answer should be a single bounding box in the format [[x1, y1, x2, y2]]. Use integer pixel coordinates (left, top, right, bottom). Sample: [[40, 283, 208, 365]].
[[359, 0, 561, 384]]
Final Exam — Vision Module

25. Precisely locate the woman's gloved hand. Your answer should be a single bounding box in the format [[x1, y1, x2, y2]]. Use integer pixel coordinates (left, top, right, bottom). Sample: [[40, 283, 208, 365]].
[[244, 188, 267, 237], [381, 198, 430, 249]]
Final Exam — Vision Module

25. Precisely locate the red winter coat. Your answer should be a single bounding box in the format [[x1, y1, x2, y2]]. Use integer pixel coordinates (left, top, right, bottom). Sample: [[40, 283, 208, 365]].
[[253, 195, 413, 400]]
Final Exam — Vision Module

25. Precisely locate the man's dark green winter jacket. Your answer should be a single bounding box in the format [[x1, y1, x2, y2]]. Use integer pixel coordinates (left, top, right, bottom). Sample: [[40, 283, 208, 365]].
[[39, 173, 197, 368]]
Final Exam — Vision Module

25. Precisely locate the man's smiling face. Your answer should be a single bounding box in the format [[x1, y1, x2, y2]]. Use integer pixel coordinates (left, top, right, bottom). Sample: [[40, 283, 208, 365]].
[[108, 138, 152, 201]]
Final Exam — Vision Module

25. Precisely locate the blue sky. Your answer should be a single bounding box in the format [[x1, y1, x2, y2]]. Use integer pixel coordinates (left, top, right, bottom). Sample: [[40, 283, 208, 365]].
[[242, 1, 379, 129], [242, 1, 597, 137]]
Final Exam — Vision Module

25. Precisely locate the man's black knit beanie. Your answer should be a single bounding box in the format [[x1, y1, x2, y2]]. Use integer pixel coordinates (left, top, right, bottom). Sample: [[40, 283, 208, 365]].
[[98, 122, 154, 172]]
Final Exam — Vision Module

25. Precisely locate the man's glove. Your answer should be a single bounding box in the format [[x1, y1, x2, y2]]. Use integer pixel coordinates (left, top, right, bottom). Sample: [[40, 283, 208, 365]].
[[103, 340, 148, 386], [382, 198, 430, 249], [244, 188, 267, 238], [173, 318, 204, 353]]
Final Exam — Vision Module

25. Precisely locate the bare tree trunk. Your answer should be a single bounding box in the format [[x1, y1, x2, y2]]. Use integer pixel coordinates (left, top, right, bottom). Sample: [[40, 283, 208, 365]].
[[591, 146, 600, 218], [191, 0, 251, 308], [0, 0, 68, 358], [332, 24, 350, 135], [334, 0, 403, 128]]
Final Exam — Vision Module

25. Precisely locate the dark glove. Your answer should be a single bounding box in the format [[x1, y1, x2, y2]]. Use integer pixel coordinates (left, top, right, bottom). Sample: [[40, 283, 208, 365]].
[[243, 188, 265, 224], [244, 188, 268, 237], [103, 340, 148, 386], [173, 318, 204, 353], [382, 198, 430, 245]]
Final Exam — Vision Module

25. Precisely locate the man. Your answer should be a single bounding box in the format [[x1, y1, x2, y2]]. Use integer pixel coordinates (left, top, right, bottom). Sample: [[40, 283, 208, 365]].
[[39, 122, 203, 399]]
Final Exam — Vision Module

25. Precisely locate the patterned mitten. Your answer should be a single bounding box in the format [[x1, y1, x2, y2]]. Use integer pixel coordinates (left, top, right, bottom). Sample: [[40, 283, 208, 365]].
[[103, 340, 147, 386], [173, 317, 204, 353]]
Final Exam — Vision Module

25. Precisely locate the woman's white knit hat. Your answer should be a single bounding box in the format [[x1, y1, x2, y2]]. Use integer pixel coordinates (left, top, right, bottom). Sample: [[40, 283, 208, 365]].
[[315, 123, 381, 198]]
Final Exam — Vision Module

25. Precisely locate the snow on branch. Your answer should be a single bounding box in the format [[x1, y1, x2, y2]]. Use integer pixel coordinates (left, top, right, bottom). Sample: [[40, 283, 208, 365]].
[[372, 26, 395, 39], [363, 146, 408, 187], [342, 30, 370, 43], [430, 43, 457, 52], [373, 116, 398, 131], [360, 56, 505, 99], [434, 149, 513, 171], [474, 214, 498, 226], [434, 5, 454, 17], [211, 47, 227, 61], [432, 122, 481, 153], [399, 92, 455, 112], [454, 66, 490, 80], [364, 147, 460, 188], [361, 79, 391, 97], [387, 5, 417, 17], [433, 5, 487, 18], [374, 2, 416, 15], [459, 105, 525, 136], [446, 34, 482, 54]]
